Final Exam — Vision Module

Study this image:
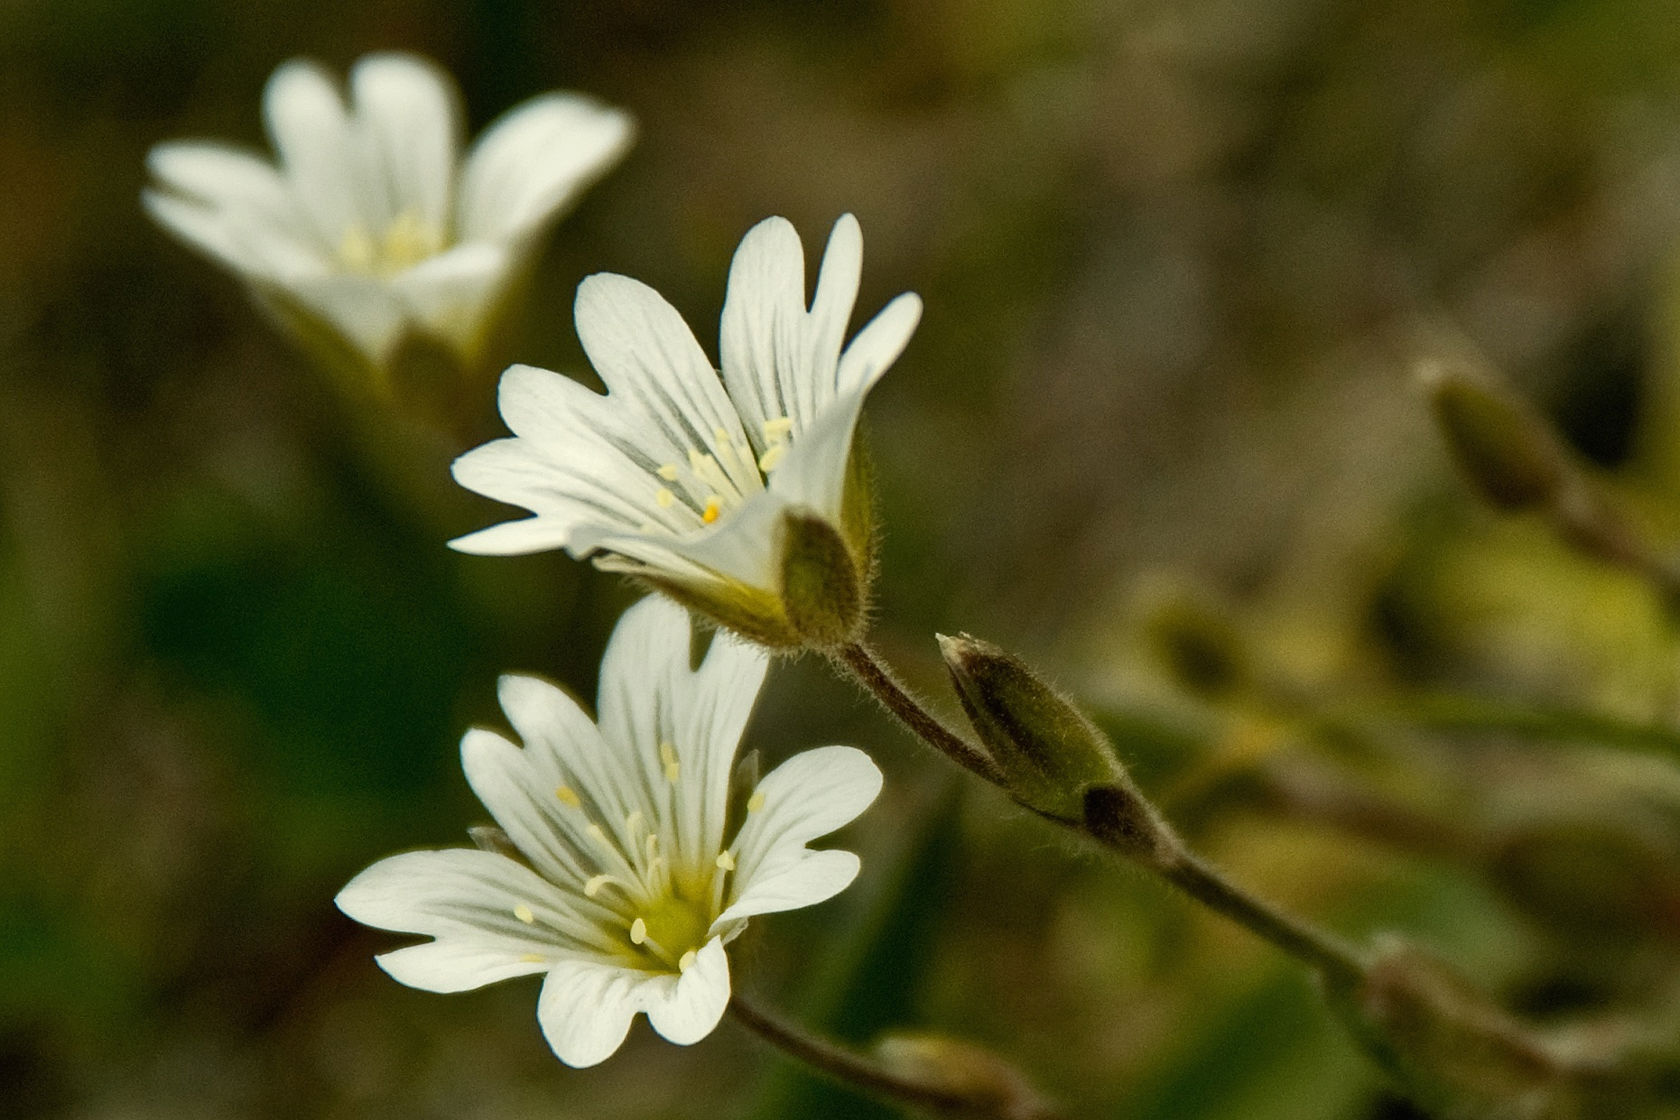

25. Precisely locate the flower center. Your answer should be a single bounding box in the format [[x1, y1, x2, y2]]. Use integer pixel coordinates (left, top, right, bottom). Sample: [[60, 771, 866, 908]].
[[648, 417, 795, 533], [336, 208, 444, 276]]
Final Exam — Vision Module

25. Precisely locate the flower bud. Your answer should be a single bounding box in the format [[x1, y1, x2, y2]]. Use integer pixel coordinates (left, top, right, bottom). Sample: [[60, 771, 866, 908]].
[[873, 1032, 1055, 1120], [777, 509, 866, 650], [1421, 361, 1569, 511], [938, 633, 1164, 845], [1324, 938, 1574, 1119]]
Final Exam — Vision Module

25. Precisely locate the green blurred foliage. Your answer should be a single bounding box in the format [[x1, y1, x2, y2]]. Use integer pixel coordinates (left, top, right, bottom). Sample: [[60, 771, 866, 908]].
[[8, 0, 1680, 1116]]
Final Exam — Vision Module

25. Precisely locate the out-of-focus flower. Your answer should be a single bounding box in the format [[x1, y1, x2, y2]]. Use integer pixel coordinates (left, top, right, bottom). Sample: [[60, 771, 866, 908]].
[[450, 214, 921, 649], [145, 52, 633, 386], [335, 596, 882, 1067]]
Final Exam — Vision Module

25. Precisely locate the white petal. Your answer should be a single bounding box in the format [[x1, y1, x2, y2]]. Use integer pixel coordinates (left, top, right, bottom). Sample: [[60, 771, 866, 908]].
[[497, 673, 641, 830], [537, 957, 645, 1067], [349, 53, 458, 233], [644, 938, 730, 1045], [283, 272, 408, 363], [144, 191, 267, 277], [448, 515, 575, 556], [390, 241, 508, 354], [335, 849, 583, 992], [459, 93, 634, 243], [574, 273, 757, 489], [766, 385, 869, 518], [806, 214, 864, 402], [264, 58, 360, 245], [727, 745, 881, 909], [461, 726, 592, 889], [586, 488, 787, 589], [146, 142, 308, 236], [716, 848, 860, 924], [836, 291, 922, 398], [719, 216, 809, 440]]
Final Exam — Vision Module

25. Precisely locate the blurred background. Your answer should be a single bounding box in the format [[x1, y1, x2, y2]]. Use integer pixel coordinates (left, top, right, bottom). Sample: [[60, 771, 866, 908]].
[[8, 0, 1680, 1116]]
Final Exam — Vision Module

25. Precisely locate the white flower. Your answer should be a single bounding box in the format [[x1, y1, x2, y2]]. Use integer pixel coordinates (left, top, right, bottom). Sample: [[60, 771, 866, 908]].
[[144, 52, 633, 376], [449, 213, 921, 647], [335, 596, 882, 1067]]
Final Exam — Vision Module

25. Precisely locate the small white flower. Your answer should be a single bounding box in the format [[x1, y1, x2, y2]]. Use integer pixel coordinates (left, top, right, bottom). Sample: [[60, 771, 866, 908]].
[[145, 52, 633, 377], [335, 596, 882, 1067], [449, 213, 921, 646]]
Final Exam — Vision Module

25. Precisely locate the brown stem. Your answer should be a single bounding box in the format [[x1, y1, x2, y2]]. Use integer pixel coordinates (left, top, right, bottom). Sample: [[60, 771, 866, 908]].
[[833, 642, 1005, 785], [729, 996, 1055, 1119]]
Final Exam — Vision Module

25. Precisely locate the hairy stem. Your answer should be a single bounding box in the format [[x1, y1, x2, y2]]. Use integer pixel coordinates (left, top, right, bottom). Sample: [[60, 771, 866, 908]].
[[834, 642, 1005, 784], [729, 995, 1054, 1119]]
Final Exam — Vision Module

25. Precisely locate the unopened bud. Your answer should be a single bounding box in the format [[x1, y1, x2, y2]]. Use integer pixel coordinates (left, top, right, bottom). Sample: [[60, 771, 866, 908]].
[[939, 633, 1167, 851], [873, 1032, 1055, 1120], [1421, 361, 1569, 511], [778, 509, 866, 650], [1325, 938, 1573, 1119]]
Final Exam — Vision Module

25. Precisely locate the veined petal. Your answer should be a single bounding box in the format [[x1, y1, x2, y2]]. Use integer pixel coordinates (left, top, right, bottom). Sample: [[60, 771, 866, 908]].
[[644, 937, 730, 1045], [537, 956, 646, 1067], [461, 727, 593, 890], [497, 673, 643, 834], [589, 488, 787, 589], [806, 214, 864, 408], [390, 241, 508, 355], [719, 216, 809, 443], [349, 53, 458, 234], [459, 92, 634, 243], [264, 58, 360, 246], [448, 515, 576, 556], [765, 385, 869, 519], [575, 273, 758, 491], [335, 848, 610, 989], [728, 745, 881, 904]]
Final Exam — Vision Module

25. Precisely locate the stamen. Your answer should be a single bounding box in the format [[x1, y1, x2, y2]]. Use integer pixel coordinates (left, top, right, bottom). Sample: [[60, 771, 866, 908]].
[[762, 417, 794, 442], [702, 497, 722, 523], [338, 225, 376, 272], [655, 487, 676, 509], [583, 874, 619, 898], [656, 463, 680, 482], [659, 741, 680, 782], [678, 949, 698, 973], [629, 917, 648, 945], [757, 444, 787, 473], [715, 850, 735, 871], [747, 791, 766, 814], [513, 904, 535, 924], [519, 953, 545, 963], [554, 785, 582, 808]]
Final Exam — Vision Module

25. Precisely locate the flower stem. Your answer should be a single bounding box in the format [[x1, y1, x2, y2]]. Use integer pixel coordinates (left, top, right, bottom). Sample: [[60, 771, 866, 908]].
[[834, 642, 1005, 784], [1150, 843, 1370, 989], [729, 995, 1056, 1120]]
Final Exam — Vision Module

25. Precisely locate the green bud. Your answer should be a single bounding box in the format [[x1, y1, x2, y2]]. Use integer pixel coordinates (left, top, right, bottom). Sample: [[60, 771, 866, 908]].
[[1421, 361, 1569, 511], [873, 1032, 1054, 1120], [1324, 939, 1575, 1119], [939, 633, 1155, 834], [778, 509, 866, 650]]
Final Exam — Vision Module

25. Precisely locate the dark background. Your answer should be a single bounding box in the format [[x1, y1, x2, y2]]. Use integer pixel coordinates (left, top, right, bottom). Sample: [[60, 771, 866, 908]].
[[7, 0, 1680, 1116]]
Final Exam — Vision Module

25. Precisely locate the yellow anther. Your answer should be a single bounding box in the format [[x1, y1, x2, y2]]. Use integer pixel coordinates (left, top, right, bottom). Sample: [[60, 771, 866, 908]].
[[645, 834, 661, 865], [678, 949, 698, 973], [747, 791, 766, 814], [715, 850, 736, 872], [629, 917, 648, 945], [519, 953, 545, 963], [586, 823, 611, 847], [762, 417, 794, 442], [660, 742, 680, 782], [338, 225, 377, 273], [757, 444, 787, 473], [583, 874, 614, 898], [714, 427, 732, 444], [513, 904, 535, 925], [701, 497, 722, 524], [655, 487, 676, 509], [380, 208, 439, 270], [626, 810, 645, 836], [656, 463, 680, 481], [554, 785, 582, 808]]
